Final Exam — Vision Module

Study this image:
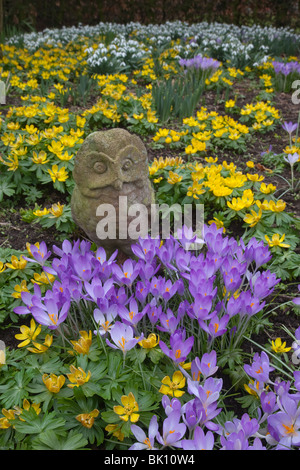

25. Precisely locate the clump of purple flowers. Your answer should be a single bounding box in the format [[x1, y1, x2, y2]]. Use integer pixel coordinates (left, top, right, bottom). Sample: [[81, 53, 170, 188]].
[[14, 224, 280, 361], [272, 60, 300, 77], [179, 55, 221, 71], [128, 337, 300, 450], [179, 54, 221, 82], [272, 60, 300, 92], [13, 225, 300, 450]]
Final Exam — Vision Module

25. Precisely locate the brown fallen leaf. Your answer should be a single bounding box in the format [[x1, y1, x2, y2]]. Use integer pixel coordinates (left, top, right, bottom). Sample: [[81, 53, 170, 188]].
[[255, 163, 273, 173]]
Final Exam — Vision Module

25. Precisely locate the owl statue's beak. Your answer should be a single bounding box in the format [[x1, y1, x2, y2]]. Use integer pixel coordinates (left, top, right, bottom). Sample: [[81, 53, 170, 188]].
[[113, 179, 123, 190]]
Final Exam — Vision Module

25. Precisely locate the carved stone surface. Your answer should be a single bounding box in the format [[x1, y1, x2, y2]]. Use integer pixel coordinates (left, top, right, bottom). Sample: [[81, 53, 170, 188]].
[[71, 128, 155, 255]]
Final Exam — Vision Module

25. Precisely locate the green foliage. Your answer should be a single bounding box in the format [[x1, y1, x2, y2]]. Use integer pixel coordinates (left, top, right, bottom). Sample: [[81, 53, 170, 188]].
[[152, 73, 205, 123]]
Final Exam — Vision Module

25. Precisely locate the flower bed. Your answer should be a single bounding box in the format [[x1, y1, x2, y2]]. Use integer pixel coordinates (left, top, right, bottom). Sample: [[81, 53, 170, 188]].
[[0, 20, 299, 450]]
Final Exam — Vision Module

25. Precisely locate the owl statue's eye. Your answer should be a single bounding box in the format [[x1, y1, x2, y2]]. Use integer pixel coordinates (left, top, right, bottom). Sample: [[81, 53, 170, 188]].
[[93, 161, 107, 174], [122, 159, 133, 171]]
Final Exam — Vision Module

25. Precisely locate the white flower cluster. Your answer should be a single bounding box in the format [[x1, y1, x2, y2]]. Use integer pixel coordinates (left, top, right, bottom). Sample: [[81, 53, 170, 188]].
[[6, 20, 300, 68], [85, 35, 151, 72]]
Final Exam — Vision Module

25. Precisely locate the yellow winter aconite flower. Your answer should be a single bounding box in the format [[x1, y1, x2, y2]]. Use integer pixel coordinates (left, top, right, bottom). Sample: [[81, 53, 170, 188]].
[[167, 171, 182, 184], [15, 319, 42, 348], [11, 280, 30, 299], [185, 139, 206, 155], [14, 399, 41, 420], [149, 156, 184, 175], [42, 373, 65, 393], [70, 330, 92, 355], [27, 334, 53, 354], [187, 182, 205, 199], [265, 233, 290, 248], [48, 164, 68, 182], [33, 207, 50, 217], [0, 408, 18, 429], [260, 182, 276, 194], [211, 185, 233, 197], [244, 380, 261, 399], [105, 424, 125, 441], [244, 208, 262, 227], [225, 99, 236, 108], [49, 202, 64, 217], [0, 261, 6, 274], [32, 150, 49, 164], [159, 370, 186, 397], [76, 409, 100, 429], [67, 365, 91, 388], [271, 338, 291, 354], [247, 173, 264, 182], [32, 271, 55, 285], [113, 392, 139, 423], [208, 217, 226, 233], [268, 199, 286, 212], [4, 154, 19, 171], [138, 333, 159, 349]]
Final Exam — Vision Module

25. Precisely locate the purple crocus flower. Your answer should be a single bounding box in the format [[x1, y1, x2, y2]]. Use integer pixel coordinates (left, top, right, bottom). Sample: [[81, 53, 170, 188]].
[[131, 236, 160, 263], [193, 350, 218, 379], [293, 285, 300, 306], [237, 291, 265, 317], [223, 268, 243, 292], [24, 241, 52, 266], [260, 391, 278, 415], [250, 270, 280, 299], [31, 296, 70, 330], [118, 298, 147, 328], [14, 284, 42, 315], [156, 410, 186, 448], [84, 278, 115, 305], [159, 331, 194, 364], [130, 415, 159, 450], [187, 378, 223, 431], [157, 308, 183, 334], [284, 153, 299, 167], [155, 238, 177, 270], [135, 280, 150, 304], [176, 225, 204, 251], [244, 351, 274, 384], [220, 429, 250, 450], [226, 294, 244, 318], [93, 304, 118, 336], [267, 392, 300, 449], [252, 243, 272, 268], [71, 254, 94, 282], [174, 247, 192, 272], [188, 377, 223, 406], [105, 321, 143, 354], [181, 426, 214, 450], [189, 295, 215, 322], [223, 413, 259, 439], [199, 313, 229, 339], [161, 396, 182, 416], [111, 259, 139, 286], [92, 246, 117, 279], [146, 298, 162, 325], [181, 400, 202, 431], [294, 371, 300, 391], [282, 121, 298, 135], [248, 437, 266, 450], [149, 276, 180, 301]]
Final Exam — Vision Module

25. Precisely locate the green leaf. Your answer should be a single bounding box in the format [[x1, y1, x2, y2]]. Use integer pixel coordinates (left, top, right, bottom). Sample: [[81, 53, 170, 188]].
[[14, 410, 65, 435], [32, 429, 88, 450]]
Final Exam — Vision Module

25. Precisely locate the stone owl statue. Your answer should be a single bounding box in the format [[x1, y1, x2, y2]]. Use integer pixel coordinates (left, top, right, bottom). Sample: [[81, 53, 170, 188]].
[[71, 128, 155, 256]]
